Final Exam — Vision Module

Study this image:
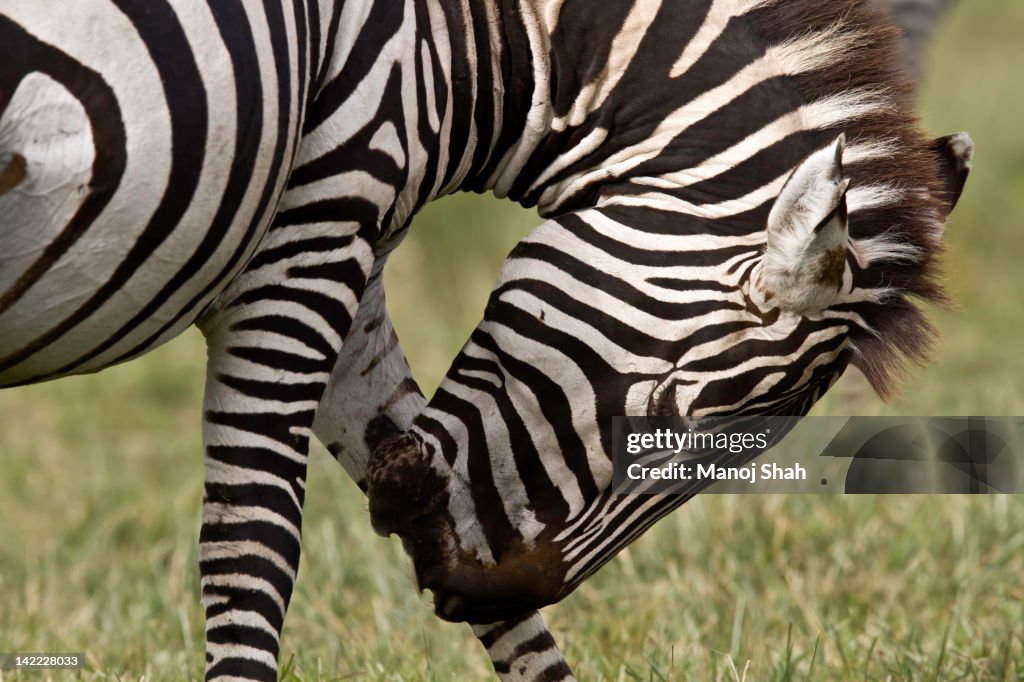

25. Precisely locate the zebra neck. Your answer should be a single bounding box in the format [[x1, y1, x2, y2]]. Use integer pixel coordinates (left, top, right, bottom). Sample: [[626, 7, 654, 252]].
[[407, 0, 655, 216]]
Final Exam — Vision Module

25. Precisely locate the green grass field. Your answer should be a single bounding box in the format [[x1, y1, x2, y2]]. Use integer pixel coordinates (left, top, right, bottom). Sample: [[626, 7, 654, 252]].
[[2, 1, 1023, 679]]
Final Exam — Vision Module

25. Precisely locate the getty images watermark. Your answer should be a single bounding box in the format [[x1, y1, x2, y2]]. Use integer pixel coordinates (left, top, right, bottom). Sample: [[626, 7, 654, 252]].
[[611, 416, 1024, 494]]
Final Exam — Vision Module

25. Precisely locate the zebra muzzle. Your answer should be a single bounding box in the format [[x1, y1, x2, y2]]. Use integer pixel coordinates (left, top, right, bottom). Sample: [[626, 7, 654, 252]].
[[424, 538, 570, 624]]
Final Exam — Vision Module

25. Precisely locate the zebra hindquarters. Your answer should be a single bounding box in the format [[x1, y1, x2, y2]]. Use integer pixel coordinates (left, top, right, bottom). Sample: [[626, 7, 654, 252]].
[[0, 4, 293, 386]]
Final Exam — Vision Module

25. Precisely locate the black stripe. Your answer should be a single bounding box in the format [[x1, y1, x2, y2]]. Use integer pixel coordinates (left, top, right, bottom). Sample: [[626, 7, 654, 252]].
[[312, 0, 342, 96], [200, 519, 301, 572], [471, 0, 535, 191], [247, 236, 356, 270], [412, 1, 446, 213], [689, 332, 847, 411], [507, 239, 748, 319], [228, 315, 336, 359], [560, 211, 760, 269], [414, 414, 460, 468], [452, 359, 571, 525], [229, 283, 356, 335], [228, 346, 327, 375], [435, 1, 472, 192], [218, 374, 324, 403], [200, 555, 295, 609], [538, 660, 576, 681], [205, 623, 280, 655], [491, 277, 743, 363], [476, 614, 533, 648], [203, 481, 305, 529], [104, 0, 300, 368], [292, 64, 407, 193], [463, 0, 499, 184], [207, 445, 312, 486], [201, 551, 294, 596], [302, 0, 404, 134], [468, 323, 604, 498], [428, 385, 520, 549], [206, 409, 316, 452], [205, 655, 276, 682]]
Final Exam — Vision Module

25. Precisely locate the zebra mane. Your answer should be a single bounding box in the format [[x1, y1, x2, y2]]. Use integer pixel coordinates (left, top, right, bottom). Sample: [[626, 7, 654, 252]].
[[748, 0, 952, 398]]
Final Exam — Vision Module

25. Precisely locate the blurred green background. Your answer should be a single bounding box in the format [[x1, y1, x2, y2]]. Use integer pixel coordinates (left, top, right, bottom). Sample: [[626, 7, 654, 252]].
[[2, 1, 1023, 679]]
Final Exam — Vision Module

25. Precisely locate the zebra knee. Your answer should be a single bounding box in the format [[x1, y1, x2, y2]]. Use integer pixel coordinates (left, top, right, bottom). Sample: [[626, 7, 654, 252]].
[[366, 431, 447, 537]]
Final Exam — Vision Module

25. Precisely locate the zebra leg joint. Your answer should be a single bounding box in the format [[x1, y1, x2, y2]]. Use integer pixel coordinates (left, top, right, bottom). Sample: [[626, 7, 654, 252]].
[[366, 432, 447, 536]]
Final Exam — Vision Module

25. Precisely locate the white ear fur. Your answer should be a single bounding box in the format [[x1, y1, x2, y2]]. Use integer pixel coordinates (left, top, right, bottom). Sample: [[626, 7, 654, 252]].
[[753, 135, 851, 313]]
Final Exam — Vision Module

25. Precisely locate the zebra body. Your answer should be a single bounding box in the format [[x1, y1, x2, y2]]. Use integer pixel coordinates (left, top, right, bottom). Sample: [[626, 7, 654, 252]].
[[1, 0, 967, 680]]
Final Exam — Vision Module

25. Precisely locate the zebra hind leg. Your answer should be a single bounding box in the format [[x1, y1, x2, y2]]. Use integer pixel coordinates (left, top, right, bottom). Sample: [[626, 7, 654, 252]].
[[195, 229, 370, 680]]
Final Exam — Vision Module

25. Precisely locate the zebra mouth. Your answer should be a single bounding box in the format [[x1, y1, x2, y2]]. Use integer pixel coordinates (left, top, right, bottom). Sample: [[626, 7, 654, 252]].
[[417, 538, 570, 624]]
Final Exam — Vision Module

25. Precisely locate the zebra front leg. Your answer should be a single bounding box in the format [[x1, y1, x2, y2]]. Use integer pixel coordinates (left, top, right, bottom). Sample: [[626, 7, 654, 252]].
[[473, 612, 576, 682], [196, 230, 371, 681], [314, 265, 575, 681], [313, 262, 424, 486]]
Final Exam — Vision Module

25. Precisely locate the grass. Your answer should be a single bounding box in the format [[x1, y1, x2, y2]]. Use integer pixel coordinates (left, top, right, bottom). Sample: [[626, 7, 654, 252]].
[[2, 1, 1024, 679]]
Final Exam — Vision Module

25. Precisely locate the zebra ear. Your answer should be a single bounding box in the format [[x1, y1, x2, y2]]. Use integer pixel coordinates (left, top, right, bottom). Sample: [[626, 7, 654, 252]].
[[754, 135, 850, 313], [931, 131, 972, 219]]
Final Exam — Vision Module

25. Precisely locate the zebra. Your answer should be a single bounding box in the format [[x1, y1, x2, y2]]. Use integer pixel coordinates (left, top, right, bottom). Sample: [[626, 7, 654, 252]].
[[0, 1, 969, 681]]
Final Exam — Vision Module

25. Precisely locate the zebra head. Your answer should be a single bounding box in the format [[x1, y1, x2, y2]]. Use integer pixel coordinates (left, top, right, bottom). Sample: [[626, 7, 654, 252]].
[[646, 130, 972, 418], [367, 0, 973, 625]]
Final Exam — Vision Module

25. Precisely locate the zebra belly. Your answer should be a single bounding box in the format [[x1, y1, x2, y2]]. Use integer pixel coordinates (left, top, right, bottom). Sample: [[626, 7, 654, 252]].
[[0, 2, 297, 386]]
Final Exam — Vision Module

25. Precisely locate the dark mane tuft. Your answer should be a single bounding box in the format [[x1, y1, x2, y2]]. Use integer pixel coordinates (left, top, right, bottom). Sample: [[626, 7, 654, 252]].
[[750, 0, 952, 399]]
